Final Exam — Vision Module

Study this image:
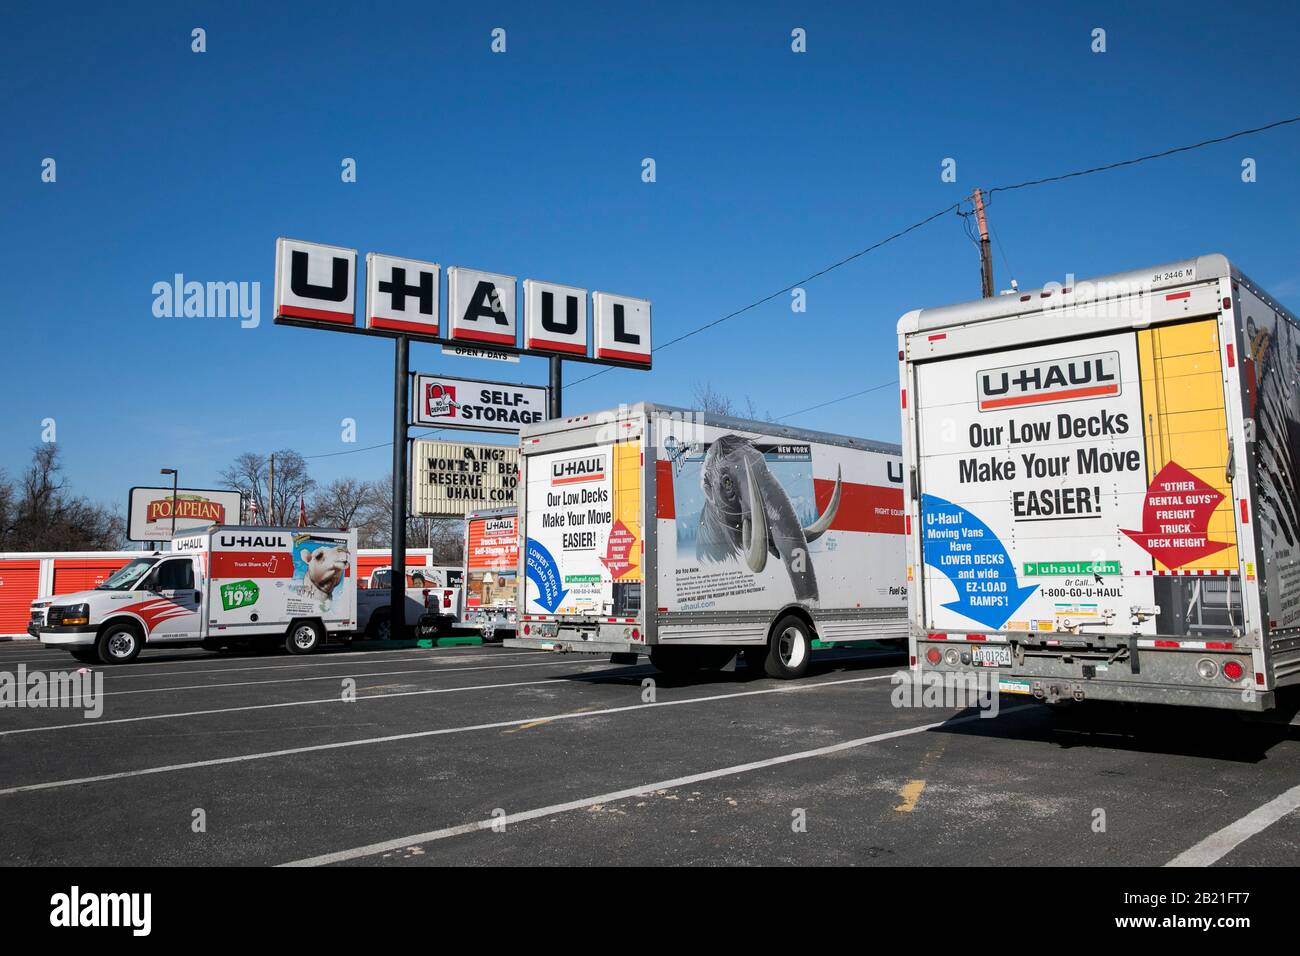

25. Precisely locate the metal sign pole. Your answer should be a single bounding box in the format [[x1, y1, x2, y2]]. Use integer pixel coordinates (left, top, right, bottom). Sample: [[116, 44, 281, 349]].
[[549, 355, 562, 418], [391, 335, 409, 637]]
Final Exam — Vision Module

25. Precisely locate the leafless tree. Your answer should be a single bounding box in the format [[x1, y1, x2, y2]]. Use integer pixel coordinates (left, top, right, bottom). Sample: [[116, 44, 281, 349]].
[[2, 446, 125, 550], [308, 477, 375, 530], [362, 473, 464, 564], [219, 449, 314, 526], [692, 382, 771, 421]]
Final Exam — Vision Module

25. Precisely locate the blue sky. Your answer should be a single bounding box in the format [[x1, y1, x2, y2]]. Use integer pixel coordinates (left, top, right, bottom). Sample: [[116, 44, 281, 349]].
[[3, 1, 1299, 511]]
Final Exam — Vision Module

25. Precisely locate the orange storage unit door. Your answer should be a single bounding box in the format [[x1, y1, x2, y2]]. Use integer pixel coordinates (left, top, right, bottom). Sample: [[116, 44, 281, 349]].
[[0, 560, 41, 634], [53, 558, 133, 595]]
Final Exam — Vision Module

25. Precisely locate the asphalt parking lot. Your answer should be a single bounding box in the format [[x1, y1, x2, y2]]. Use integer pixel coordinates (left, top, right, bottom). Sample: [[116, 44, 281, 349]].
[[0, 639, 1296, 866]]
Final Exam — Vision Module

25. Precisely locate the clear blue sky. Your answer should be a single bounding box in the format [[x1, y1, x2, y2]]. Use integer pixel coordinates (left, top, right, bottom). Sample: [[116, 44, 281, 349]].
[[3, 1, 1299, 513]]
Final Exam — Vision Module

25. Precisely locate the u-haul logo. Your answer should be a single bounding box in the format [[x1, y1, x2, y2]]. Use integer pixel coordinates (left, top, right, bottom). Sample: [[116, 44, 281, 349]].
[[551, 455, 605, 485], [484, 517, 515, 533], [977, 351, 1120, 412]]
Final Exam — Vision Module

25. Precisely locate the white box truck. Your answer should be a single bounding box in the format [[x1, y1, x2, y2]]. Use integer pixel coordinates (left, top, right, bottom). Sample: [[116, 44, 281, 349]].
[[898, 254, 1300, 711], [462, 507, 519, 641], [505, 403, 907, 677], [36, 526, 357, 664]]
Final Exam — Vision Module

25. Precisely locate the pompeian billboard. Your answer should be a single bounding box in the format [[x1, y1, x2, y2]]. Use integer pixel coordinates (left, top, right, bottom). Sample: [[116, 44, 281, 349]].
[[128, 487, 244, 542]]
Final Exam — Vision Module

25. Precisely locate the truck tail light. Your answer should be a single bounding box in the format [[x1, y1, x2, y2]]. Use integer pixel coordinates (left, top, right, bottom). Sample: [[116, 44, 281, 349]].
[[523, 624, 531, 635], [443, 589, 453, 609], [1222, 660, 1244, 681], [925, 648, 942, 665], [1196, 659, 1218, 680]]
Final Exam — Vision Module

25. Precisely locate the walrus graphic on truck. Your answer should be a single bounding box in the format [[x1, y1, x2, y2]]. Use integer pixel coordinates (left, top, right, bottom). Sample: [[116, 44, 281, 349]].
[[505, 403, 906, 678]]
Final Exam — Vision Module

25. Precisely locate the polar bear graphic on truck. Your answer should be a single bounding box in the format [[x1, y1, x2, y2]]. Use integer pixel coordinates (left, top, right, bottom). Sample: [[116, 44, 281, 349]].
[[297, 541, 350, 603]]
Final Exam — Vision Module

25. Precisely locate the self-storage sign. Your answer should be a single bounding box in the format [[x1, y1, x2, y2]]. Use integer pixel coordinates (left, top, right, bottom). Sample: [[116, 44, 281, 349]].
[[412, 440, 519, 517], [412, 373, 548, 434]]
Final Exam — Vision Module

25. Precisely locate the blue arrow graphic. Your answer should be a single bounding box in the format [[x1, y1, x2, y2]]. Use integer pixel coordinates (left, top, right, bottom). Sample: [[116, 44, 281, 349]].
[[525, 538, 569, 613], [921, 494, 1037, 629]]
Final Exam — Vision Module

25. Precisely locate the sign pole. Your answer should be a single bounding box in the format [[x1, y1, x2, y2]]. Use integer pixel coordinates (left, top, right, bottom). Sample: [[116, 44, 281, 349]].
[[391, 335, 409, 637], [549, 355, 562, 418]]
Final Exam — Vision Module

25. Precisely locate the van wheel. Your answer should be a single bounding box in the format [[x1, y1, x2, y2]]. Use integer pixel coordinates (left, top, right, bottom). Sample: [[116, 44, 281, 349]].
[[764, 616, 812, 679], [96, 623, 142, 664], [287, 621, 323, 655]]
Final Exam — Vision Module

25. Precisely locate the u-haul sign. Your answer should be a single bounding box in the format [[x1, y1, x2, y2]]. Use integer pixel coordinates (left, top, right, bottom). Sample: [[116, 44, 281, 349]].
[[977, 351, 1120, 412]]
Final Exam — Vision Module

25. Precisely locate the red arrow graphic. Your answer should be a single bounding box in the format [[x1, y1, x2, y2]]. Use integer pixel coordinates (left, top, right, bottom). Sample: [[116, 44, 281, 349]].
[[600, 520, 638, 580], [1121, 461, 1231, 569]]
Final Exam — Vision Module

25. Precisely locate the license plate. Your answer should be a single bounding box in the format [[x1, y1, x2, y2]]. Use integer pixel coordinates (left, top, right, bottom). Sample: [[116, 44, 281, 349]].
[[971, 645, 1011, 668]]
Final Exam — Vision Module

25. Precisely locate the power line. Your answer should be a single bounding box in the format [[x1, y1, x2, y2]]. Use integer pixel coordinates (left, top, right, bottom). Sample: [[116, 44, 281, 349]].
[[773, 381, 895, 422], [768, 113, 1300, 424], [565, 202, 963, 389], [299, 113, 1300, 456], [986, 114, 1300, 195]]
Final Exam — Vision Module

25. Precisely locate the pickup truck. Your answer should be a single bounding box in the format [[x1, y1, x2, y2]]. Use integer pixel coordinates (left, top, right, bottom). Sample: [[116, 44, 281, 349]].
[[357, 567, 462, 640]]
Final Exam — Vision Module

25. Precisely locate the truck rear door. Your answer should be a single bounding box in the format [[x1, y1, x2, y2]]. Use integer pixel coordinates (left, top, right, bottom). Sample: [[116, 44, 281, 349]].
[[521, 425, 644, 623], [910, 315, 1248, 642]]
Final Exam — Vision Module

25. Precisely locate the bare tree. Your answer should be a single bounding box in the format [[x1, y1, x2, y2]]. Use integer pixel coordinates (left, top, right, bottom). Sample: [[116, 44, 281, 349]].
[[362, 473, 464, 563], [692, 381, 734, 416], [220, 449, 314, 526], [692, 382, 771, 421], [3, 446, 125, 550], [308, 477, 375, 530]]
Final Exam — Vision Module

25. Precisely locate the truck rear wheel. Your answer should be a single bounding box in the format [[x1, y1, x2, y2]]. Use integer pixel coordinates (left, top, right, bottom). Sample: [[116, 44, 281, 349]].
[[95, 622, 142, 665], [763, 616, 812, 679], [286, 621, 324, 655]]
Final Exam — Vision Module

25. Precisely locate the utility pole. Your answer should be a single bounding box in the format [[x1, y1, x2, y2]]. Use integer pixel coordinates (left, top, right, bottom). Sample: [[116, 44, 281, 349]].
[[971, 188, 995, 299], [268, 453, 275, 527]]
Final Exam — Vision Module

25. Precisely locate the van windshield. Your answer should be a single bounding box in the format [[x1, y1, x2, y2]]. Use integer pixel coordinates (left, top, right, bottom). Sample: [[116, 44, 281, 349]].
[[97, 558, 158, 590]]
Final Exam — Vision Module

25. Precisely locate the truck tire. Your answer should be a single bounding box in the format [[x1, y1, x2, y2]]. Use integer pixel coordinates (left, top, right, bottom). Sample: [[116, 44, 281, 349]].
[[286, 621, 324, 655], [95, 622, 143, 665], [763, 615, 813, 679], [366, 611, 391, 642]]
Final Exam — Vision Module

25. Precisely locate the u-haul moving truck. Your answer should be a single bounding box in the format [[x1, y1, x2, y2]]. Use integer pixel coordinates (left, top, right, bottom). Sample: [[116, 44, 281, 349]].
[[462, 507, 519, 640], [898, 254, 1300, 711], [36, 526, 357, 664], [505, 403, 907, 677]]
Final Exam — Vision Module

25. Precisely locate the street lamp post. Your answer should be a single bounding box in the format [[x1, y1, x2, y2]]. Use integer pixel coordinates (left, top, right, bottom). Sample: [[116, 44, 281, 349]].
[[160, 468, 178, 541]]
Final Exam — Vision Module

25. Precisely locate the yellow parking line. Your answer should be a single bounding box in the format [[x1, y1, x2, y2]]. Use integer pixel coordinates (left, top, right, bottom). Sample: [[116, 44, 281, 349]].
[[894, 779, 927, 813], [504, 706, 596, 734]]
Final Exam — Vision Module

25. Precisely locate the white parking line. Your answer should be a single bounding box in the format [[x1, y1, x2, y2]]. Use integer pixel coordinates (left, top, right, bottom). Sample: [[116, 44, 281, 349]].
[[1165, 782, 1300, 867], [37, 658, 610, 704], [3, 662, 648, 733], [281, 704, 1033, 866], [0, 676, 591, 735], [73, 650, 542, 681], [0, 674, 893, 796]]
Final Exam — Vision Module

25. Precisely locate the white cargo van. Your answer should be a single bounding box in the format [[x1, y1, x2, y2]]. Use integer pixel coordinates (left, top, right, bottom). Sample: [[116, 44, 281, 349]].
[[505, 403, 907, 677], [35, 526, 357, 663]]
